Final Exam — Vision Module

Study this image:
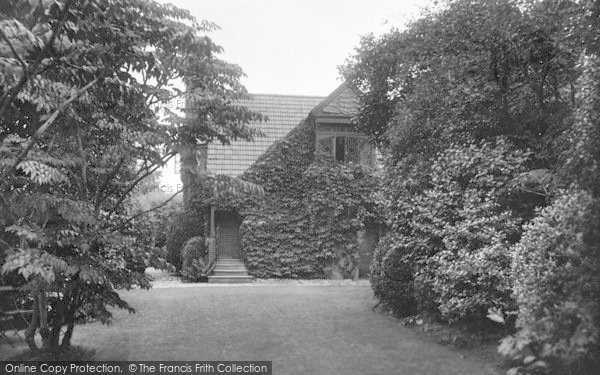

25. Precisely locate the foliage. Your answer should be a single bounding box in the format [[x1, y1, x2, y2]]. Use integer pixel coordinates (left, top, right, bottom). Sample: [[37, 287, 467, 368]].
[[180, 236, 207, 282], [343, 1, 600, 373], [415, 140, 527, 322], [190, 173, 265, 211], [240, 119, 381, 278], [501, 190, 600, 374], [370, 140, 528, 320], [370, 232, 417, 316], [343, 0, 581, 165], [498, 53, 600, 375], [0, 0, 260, 354], [561, 54, 600, 197], [166, 208, 205, 270], [127, 191, 181, 272]]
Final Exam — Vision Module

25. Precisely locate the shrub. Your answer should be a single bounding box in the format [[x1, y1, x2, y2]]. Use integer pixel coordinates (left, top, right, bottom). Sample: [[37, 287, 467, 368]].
[[166, 209, 204, 269], [127, 194, 181, 273], [370, 232, 417, 316], [180, 236, 207, 282], [372, 139, 529, 322], [500, 190, 600, 374], [416, 191, 519, 323], [420, 242, 514, 324]]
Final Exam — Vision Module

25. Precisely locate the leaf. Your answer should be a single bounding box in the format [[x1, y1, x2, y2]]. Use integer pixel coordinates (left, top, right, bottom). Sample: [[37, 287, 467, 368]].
[[17, 160, 68, 185]]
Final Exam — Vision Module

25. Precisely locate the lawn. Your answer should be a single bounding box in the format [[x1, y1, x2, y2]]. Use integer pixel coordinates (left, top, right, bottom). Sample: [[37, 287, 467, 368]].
[[51, 283, 504, 375]]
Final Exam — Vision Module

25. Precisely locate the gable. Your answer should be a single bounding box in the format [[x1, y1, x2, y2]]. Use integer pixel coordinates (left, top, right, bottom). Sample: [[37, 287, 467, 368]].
[[310, 81, 360, 121], [207, 94, 324, 176]]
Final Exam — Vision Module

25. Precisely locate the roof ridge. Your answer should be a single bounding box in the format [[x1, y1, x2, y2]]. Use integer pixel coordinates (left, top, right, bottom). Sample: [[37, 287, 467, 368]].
[[247, 93, 326, 99]]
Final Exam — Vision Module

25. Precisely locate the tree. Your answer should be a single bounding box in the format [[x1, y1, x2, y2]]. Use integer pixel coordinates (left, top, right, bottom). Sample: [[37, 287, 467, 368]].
[[342, 0, 596, 315], [0, 0, 261, 354], [344, 0, 600, 371], [343, 0, 581, 164]]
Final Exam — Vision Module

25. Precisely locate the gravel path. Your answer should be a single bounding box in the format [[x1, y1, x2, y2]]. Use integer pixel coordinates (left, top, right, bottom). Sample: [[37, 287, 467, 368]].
[[69, 284, 503, 375]]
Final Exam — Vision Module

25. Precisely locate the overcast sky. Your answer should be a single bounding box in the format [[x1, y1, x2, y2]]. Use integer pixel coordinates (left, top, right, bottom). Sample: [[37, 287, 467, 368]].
[[162, 0, 428, 96]]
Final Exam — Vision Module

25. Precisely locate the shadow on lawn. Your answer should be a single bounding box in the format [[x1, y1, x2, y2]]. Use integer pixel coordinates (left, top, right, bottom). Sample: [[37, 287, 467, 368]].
[[1, 333, 95, 361]]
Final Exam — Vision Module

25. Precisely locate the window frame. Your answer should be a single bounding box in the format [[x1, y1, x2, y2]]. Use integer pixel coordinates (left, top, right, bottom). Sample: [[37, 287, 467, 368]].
[[315, 123, 373, 166]]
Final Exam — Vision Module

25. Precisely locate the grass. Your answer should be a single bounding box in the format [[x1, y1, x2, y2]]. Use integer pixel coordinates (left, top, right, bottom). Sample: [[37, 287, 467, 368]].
[[8, 345, 95, 361], [2, 284, 504, 374], [71, 284, 504, 374]]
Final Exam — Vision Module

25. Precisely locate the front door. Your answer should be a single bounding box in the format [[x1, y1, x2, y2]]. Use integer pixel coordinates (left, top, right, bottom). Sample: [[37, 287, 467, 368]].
[[215, 211, 242, 259]]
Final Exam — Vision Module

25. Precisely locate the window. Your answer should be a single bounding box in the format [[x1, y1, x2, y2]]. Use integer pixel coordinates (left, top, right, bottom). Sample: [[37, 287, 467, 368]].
[[318, 136, 333, 156], [335, 136, 346, 161], [317, 134, 374, 167]]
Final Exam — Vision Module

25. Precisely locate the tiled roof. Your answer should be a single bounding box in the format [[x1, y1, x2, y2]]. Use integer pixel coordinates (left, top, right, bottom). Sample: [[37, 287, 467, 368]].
[[207, 94, 324, 176]]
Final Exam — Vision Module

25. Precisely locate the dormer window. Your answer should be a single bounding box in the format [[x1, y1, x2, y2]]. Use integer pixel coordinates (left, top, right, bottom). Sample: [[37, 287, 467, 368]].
[[310, 81, 374, 167], [316, 124, 374, 167]]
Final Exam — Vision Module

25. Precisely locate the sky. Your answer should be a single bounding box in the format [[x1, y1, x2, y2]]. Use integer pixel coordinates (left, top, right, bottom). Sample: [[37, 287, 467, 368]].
[[161, 0, 429, 96]]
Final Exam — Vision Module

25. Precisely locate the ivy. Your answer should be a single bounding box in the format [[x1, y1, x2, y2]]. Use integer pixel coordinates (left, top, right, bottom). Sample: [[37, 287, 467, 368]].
[[239, 118, 381, 278]]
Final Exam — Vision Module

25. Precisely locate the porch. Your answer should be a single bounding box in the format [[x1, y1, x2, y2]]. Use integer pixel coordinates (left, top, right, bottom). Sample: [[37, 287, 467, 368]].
[[206, 208, 252, 283]]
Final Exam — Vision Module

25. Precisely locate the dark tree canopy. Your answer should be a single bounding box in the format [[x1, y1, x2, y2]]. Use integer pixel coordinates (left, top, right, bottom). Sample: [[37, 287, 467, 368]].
[[0, 0, 262, 353], [342, 0, 598, 167]]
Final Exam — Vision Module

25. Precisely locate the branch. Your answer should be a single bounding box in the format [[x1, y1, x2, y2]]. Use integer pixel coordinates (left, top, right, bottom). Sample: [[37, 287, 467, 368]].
[[94, 156, 125, 212], [76, 122, 88, 197], [106, 152, 176, 219], [120, 189, 182, 226], [516, 186, 550, 198], [5, 78, 98, 178], [0, 0, 75, 119], [102, 151, 175, 206], [0, 24, 28, 71]]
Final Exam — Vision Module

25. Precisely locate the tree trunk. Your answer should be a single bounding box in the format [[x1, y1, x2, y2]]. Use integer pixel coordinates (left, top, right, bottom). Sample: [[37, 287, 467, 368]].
[[46, 324, 61, 353], [38, 292, 50, 348], [60, 320, 75, 349], [24, 296, 40, 352]]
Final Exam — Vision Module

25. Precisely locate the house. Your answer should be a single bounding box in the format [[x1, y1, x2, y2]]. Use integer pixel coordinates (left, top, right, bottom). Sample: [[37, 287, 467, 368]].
[[180, 82, 379, 283]]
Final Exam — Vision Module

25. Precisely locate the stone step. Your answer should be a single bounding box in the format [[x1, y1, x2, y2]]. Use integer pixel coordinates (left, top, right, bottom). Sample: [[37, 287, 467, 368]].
[[213, 264, 247, 269], [208, 275, 254, 284], [213, 269, 247, 274], [216, 261, 245, 267], [208, 258, 252, 283], [212, 269, 249, 276]]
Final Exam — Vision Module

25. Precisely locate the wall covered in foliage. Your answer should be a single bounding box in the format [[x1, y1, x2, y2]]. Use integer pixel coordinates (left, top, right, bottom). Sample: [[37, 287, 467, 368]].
[[240, 118, 381, 278]]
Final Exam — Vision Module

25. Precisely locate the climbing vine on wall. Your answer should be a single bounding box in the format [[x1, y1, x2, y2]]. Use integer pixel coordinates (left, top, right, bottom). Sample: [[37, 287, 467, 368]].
[[240, 119, 381, 278]]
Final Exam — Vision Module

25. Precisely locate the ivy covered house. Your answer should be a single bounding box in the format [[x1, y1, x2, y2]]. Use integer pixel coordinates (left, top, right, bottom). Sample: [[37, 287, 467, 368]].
[[179, 82, 381, 283]]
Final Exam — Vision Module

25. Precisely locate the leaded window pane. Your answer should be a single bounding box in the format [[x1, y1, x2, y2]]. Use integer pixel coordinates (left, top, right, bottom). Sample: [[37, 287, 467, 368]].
[[317, 135, 333, 157], [335, 136, 346, 161], [346, 137, 360, 164]]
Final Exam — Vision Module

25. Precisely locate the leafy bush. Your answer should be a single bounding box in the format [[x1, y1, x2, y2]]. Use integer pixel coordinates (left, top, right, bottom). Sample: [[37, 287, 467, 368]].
[[180, 236, 207, 282], [417, 191, 519, 323], [500, 190, 600, 374], [370, 232, 417, 316], [166, 209, 204, 270], [372, 139, 529, 321]]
